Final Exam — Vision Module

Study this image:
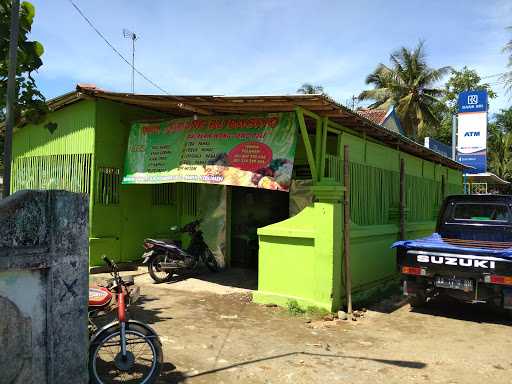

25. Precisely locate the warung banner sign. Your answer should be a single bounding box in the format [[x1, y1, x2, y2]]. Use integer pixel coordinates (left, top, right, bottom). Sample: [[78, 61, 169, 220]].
[[123, 113, 298, 191]]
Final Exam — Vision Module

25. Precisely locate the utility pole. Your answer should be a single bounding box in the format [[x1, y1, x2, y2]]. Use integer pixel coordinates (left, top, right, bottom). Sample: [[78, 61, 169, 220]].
[[2, 0, 20, 198], [123, 29, 137, 93]]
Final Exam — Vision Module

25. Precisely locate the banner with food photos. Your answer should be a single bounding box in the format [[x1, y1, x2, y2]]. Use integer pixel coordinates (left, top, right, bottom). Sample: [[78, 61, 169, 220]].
[[123, 113, 298, 191]]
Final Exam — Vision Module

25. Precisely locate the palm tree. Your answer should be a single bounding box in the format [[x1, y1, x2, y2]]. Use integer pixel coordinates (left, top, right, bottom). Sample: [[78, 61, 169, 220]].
[[358, 41, 450, 138], [297, 83, 324, 95], [488, 109, 512, 181], [488, 128, 512, 181]]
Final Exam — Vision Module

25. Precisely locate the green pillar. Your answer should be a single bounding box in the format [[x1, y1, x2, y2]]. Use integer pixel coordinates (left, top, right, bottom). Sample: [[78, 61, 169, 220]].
[[311, 185, 343, 311]]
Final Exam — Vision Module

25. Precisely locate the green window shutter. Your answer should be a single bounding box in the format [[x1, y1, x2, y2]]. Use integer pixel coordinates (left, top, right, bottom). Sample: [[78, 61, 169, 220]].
[[95, 167, 120, 205]]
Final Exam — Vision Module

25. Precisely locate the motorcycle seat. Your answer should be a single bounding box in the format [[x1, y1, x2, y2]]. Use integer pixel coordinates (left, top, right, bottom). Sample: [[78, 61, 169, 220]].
[[146, 239, 187, 255]]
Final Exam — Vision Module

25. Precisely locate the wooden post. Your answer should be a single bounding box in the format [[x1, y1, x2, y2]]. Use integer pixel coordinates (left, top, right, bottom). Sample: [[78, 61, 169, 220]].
[[399, 158, 406, 240], [343, 145, 352, 315]]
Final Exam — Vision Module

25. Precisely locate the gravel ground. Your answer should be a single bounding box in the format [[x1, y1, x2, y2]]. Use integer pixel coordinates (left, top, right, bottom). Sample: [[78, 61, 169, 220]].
[[92, 268, 512, 384]]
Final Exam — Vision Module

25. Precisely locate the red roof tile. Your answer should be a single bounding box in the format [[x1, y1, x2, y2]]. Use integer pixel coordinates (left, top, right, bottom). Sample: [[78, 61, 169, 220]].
[[357, 108, 387, 125]]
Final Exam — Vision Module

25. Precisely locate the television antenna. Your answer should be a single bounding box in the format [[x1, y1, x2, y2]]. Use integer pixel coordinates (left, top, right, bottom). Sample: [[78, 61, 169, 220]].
[[123, 28, 137, 93]]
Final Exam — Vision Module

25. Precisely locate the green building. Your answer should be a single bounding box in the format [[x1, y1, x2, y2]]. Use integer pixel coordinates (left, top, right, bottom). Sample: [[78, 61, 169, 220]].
[[11, 85, 464, 311]]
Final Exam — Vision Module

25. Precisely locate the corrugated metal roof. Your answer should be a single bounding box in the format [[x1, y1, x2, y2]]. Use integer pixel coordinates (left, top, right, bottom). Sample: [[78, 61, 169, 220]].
[[19, 84, 466, 170]]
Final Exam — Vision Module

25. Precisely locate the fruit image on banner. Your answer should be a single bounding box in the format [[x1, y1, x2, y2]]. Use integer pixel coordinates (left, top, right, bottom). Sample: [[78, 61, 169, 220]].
[[123, 113, 299, 191]]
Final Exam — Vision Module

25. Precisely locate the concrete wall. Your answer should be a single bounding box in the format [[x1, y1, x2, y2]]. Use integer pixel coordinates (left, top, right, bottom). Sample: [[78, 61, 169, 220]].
[[0, 190, 89, 384]]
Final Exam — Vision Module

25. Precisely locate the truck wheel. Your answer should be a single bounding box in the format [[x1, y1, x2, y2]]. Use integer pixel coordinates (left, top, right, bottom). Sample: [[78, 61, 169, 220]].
[[409, 293, 427, 308]]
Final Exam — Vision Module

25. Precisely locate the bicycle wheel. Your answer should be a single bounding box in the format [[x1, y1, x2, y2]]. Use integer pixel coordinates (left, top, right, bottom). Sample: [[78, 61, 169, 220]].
[[89, 322, 163, 384]]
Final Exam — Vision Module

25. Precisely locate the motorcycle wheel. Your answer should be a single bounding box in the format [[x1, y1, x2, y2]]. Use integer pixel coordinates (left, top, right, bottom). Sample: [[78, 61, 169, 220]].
[[204, 249, 219, 272], [148, 253, 173, 283], [89, 322, 163, 384]]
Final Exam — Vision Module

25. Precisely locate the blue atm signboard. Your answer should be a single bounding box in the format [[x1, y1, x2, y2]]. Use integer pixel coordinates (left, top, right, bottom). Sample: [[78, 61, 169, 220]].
[[457, 90, 488, 113], [456, 90, 488, 174]]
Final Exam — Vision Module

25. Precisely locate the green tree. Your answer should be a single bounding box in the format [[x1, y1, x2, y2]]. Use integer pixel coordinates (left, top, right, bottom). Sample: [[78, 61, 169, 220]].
[[488, 108, 512, 181], [358, 41, 450, 138], [297, 83, 324, 95], [427, 67, 496, 145], [0, 1, 46, 168], [503, 26, 512, 92], [443, 67, 496, 112]]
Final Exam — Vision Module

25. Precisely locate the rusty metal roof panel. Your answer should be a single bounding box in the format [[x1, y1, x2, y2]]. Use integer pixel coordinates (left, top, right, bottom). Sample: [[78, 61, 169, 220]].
[[33, 85, 466, 170]]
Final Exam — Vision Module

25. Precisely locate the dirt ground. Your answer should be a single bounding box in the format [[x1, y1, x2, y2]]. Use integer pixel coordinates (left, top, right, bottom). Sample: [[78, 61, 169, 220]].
[[92, 268, 512, 384]]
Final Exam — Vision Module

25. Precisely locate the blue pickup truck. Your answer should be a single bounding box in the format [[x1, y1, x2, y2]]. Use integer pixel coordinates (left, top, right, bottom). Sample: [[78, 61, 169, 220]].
[[393, 194, 512, 314]]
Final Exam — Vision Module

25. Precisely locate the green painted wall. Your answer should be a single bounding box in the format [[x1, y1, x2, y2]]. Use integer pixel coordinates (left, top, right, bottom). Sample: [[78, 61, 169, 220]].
[[255, 196, 342, 311], [13, 100, 96, 158], [254, 128, 463, 311], [12, 99, 464, 289], [12, 98, 186, 266], [90, 99, 178, 265]]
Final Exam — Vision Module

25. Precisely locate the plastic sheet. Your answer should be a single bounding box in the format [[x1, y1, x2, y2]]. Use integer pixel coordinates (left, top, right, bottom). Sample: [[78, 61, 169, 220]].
[[198, 184, 228, 268], [392, 233, 512, 259], [289, 179, 314, 217]]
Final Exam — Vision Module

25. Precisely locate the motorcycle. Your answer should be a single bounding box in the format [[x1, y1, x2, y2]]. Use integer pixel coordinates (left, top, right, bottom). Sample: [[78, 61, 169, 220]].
[[88, 256, 163, 384], [142, 219, 219, 283]]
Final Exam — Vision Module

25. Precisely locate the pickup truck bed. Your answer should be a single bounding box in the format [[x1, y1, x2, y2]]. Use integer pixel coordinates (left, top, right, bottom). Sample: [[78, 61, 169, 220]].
[[393, 195, 512, 312]]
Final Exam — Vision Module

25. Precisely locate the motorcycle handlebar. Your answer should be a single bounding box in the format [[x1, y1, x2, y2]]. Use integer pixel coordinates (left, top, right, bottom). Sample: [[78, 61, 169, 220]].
[[102, 256, 119, 273], [102, 255, 113, 267]]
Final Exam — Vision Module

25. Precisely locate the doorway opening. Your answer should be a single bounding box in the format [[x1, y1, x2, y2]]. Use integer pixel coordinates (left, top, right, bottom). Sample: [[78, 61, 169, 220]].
[[230, 187, 289, 270]]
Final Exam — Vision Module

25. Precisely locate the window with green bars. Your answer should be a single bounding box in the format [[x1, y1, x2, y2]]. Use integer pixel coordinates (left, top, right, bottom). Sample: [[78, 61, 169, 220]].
[[349, 162, 446, 226], [152, 183, 177, 205], [96, 167, 121, 205], [11, 154, 92, 194], [178, 183, 199, 217]]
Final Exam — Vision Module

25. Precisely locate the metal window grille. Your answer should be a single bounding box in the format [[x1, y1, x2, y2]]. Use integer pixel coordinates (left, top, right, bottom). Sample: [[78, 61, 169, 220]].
[[178, 183, 199, 217], [464, 182, 487, 195], [324, 154, 342, 183], [152, 183, 176, 205], [11, 154, 92, 194], [348, 162, 457, 225], [96, 167, 120, 205]]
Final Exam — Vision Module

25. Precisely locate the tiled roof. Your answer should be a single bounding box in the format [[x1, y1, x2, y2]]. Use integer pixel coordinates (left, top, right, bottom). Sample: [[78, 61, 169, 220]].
[[357, 108, 387, 125]]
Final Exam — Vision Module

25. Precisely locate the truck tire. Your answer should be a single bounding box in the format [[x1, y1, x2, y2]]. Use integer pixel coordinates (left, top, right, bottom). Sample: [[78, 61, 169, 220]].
[[409, 293, 427, 308]]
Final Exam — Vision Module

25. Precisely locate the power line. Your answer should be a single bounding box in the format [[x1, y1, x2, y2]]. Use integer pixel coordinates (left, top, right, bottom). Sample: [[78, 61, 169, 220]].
[[481, 72, 506, 79], [67, 0, 169, 94]]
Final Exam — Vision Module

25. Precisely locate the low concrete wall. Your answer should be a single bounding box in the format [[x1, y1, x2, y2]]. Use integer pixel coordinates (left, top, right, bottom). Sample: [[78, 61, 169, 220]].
[[0, 190, 89, 384]]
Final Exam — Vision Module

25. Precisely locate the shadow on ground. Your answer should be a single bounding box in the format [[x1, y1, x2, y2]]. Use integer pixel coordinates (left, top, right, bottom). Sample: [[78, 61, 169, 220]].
[[156, 362, 188, 384], [129, 295, 175, 325], [161, 267, 258, 290], [187, 351, 426, 380], [409, 296, 512, 325]]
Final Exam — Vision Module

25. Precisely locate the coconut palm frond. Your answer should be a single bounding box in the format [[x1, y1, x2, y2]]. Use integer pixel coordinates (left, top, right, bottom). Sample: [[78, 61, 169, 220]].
[[359, 41, 447, 138]]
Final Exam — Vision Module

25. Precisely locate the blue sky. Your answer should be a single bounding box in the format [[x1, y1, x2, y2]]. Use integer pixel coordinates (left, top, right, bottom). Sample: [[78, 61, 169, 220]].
[[30, 0, 512, 113]]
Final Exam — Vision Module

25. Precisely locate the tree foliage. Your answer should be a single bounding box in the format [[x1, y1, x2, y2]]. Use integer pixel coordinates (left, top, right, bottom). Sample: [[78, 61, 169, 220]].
[[488, 108, 512, 181], [358, 41, 450, 138], [297, 83, 324, 95], [0, 1, 45, 170], [427, 67, 496, 145], [503, 26, 512, 93], [0, 0, 46, 124]]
